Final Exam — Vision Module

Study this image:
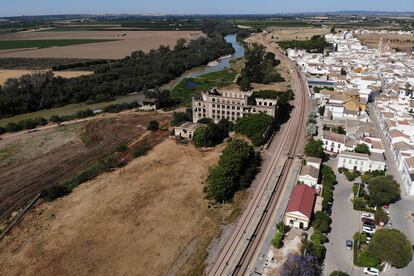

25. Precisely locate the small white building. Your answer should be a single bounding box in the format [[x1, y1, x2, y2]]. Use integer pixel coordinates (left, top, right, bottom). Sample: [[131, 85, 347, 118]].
[[174, 122, 204, 140], [322, 130, 354, 153], [338, 151, 386, 172]]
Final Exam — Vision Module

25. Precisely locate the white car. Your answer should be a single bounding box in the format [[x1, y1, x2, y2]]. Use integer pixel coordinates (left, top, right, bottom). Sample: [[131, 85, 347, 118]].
[[364, 267, 380, 275], [362, 227, 375, 235], [361, 213, 374, 220]]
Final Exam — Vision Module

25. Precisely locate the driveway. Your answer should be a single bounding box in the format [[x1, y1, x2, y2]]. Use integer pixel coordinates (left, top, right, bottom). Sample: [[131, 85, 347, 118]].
[[323, 158, 363, 276]]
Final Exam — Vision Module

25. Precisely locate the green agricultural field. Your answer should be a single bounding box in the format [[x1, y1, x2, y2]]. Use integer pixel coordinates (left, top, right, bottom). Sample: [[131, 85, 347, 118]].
[[171, 69, 237, 106], [235, 20, 312, 28], [0, 39, 119, 50]]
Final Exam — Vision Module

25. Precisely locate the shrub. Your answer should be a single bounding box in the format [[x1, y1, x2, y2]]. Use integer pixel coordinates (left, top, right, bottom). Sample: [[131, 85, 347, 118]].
[[311, 230, 328, 244], [133, 144, 151, 158], [147, 120, 159, 131], [41, 185, 71, 201], [353, 197, 367, 209], [116, 144, 128, 152], [271, 231, 283, 249], [330, 271, 349, 276], [357, 250, 381, 267], [313, 211, 331, 233]]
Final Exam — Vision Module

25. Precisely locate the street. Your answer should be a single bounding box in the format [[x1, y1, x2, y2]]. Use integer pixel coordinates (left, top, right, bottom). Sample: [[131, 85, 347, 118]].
[[369, 104, 414, 275], [323, 157, 363, 276]]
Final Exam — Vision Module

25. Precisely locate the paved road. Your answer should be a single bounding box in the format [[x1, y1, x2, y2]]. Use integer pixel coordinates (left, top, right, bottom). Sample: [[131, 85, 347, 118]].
[[369, 104, 414, 275], [323, 158, 363, 276]]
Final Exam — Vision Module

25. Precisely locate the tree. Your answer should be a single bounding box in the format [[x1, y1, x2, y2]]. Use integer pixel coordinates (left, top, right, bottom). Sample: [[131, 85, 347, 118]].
[[280, 254, 322, 276], [311, 230, 328, 244], [147, 120, 159, 131], [234, 113, 275, 146], [318, 105, 325, 116], [367, 175, 401, 206], [354, 144, 370, 154], [304, 138, 324, 158], [171, 108, 192, 126], [193, 123, 229, 148], [366, 229, 413, 268], [313, 211, 331, 233], [374, 208, 389, 225]]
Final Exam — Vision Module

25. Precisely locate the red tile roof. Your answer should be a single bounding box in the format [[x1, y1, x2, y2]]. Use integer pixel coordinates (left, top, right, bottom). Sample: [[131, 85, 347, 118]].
[[286, 185, 316, 219]]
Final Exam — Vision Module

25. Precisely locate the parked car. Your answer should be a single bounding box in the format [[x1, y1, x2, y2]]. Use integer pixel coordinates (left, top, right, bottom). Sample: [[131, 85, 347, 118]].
[[383, 204, 389, 209], [362, 227, 375, 235], [363, 223, 376, 229], [346, 239, 353, 250], [362, 218, 375, 225], [364, 267, 380, 275], [361, 213, 374, 220], [387, 220, 392, 227]]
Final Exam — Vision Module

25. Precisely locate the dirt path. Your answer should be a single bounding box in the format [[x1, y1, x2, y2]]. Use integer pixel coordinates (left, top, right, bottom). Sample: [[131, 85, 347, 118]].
[[0, 139, 224, 275]]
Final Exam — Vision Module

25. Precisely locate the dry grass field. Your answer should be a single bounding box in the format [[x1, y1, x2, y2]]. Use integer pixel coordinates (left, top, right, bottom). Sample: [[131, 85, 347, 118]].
[[0, 30, 204, 59], [0, 139, 247, 275], [357, 33, 414, 53], [267, 27, 331, 41], [0, 69, 93, 85], [0, 112, 171, 222]]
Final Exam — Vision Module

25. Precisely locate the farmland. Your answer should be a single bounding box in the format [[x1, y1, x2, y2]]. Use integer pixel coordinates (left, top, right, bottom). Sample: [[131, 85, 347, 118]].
[[0, 30, 204, 59], [357, 33, 414, 53], [0, 39, 118, 50], [0, 111, 171, 222]]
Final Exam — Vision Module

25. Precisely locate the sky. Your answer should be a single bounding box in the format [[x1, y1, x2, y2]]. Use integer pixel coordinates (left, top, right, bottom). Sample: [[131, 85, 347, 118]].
[[1, 0, 414, 17]]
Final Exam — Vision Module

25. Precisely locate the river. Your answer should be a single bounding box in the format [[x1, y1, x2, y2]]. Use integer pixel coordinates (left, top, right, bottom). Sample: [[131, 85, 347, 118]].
[[161, 34, 244, 90]]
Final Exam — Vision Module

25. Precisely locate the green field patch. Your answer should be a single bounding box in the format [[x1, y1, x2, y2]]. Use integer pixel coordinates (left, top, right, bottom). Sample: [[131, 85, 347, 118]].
[[0, 39, 119, 50], [171, 69, 237, 106], [235, 20, 312, 28]]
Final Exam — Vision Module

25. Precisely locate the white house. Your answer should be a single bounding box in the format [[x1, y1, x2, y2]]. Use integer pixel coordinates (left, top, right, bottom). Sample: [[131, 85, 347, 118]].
[[338, 151, 386, 172], [174, 122, 205, 140], [322, 130, 355, 153]]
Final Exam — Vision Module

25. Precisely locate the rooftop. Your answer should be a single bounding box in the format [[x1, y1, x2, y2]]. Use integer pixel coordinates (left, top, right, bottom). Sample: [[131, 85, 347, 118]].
[[286, 185, 316, 219]]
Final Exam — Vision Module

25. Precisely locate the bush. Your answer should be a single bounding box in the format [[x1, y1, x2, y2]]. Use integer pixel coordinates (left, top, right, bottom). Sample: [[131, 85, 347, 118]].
[[41, 185, 71, 201], [357, 250, 381, 267], [311, 230, 328, 244], [342, 168, 360, 181], [353, 197, 367, 209], [354, 143, 370, 154], [116, 144, 128, 152], [147, 120, 159, 131], [313, 211, 331, 233], [271, 231, 283, 249], [133, 144, 151, 158]]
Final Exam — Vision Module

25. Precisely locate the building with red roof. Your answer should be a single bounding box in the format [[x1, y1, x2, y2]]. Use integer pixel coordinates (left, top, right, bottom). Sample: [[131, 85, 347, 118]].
[[284, 184, 316, 229]]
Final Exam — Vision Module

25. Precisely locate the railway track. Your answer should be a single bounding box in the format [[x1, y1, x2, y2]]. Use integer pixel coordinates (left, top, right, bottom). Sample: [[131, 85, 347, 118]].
[[209, 35, 308, 276]]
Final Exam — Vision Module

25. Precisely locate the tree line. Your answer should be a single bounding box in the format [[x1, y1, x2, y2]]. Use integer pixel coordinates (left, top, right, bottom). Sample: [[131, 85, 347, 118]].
[[0, 35, 234, 118], [279, 35, 332, 53]]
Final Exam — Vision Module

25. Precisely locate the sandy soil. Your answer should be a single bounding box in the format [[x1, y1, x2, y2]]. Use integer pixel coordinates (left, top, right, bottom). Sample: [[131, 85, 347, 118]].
[[0, 69, 93, 85], [0, 31, 204, 59], [0, 112, 171, 222], [0, 139, 227, 275], [267, 27, 330, 41], [357, 33, 414, 53]]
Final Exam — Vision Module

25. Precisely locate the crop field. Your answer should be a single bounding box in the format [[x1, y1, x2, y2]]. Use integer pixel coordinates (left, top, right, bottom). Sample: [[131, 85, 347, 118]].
[[0, 30, 204, 59], [234, 19, 312, 28], [0, 39, 118, 50], [0, 138, 249, 275], [0, 112, 171, 222]]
